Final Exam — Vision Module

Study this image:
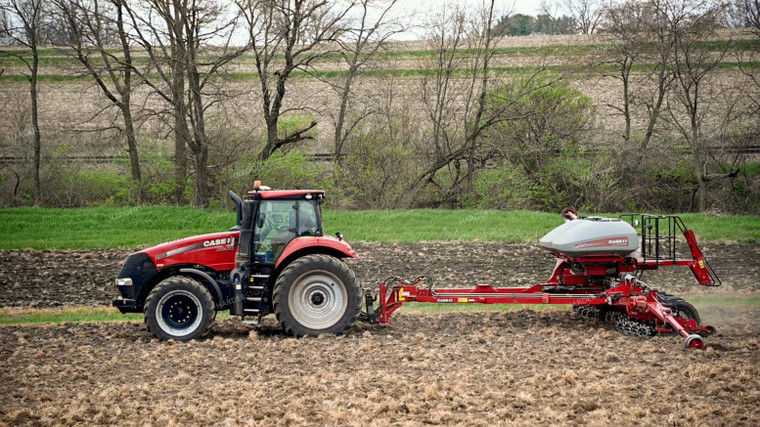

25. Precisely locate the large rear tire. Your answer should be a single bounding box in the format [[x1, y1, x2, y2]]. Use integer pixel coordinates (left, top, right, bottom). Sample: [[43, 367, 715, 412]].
[[273, 254, 360, 337], [144, 276, 216, 341]]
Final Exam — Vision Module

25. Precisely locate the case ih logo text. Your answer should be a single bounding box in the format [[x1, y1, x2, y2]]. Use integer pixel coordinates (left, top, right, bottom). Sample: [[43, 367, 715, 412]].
[[575, 237, 629, 249], [203, 237, 236, 247]]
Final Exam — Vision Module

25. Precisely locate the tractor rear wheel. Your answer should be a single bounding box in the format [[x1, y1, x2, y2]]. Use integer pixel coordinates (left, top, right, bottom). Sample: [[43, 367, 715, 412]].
[[273, 254, 360, 337], [144, 276, 216, 341]]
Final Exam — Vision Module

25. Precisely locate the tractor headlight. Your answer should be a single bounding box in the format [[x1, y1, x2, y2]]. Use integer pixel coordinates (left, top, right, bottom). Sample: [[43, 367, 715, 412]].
[[116, 278, 133, 287]]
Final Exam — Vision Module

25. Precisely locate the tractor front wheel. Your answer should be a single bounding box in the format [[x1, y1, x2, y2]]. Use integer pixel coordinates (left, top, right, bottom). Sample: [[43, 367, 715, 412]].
[[144, 276, 216, 341], [273, 254, 360, 337]]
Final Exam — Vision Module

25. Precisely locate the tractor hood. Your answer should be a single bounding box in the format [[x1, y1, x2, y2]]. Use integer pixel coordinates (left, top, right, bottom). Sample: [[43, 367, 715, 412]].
[[137, 231, 358, 272], [141, 231, 240, 271]]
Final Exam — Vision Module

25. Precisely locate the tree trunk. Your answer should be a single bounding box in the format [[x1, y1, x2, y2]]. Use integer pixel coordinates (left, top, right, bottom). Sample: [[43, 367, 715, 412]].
[[693, 150, 706, 212], [642, 63, 668, 151], [333, 72, 354, 170], [121, 106, 141, 182], [697, 176, 706, 212], [193, 145, 210, 208], [173, 112, 187, 205], [622, 64, 631, 143], [691, 117, 706, 212], [122, 106, 143, 203], [172, 62, 187, 205], [260, 117, 279, 161], [465, 0, 495, 192], [187, 64, 210, 208], [30, 47, 41, 206], [117, 2, 142, 198]]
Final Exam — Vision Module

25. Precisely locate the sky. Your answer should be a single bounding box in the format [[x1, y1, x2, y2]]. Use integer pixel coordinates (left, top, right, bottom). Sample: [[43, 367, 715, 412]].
[[223, 0, 564, 45], [403, 0, 553, 17], [374, 0, 563, 40]]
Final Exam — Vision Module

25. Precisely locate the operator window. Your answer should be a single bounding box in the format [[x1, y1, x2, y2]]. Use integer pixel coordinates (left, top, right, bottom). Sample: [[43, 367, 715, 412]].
[[297, 201, 319, 236], [254, 200, 297, 262]]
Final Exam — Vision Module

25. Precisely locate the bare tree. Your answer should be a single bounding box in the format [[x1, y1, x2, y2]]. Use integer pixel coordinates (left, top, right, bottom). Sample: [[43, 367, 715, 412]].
[[321, 0, 403, 170], [54, 0, 144, 195], [747, 0, 760, 35], [737, 1, 760, 152], [602, 1, 643, 144], [123, 0, 248, 207], [412, 1, 558, 205], [0, 0, 44, 205], [658, 0, 732, 211], [563, 0, 605, 34], [602, 0, 674, 150], [415, 5, 470, 202], [238, 0, 355, 161]]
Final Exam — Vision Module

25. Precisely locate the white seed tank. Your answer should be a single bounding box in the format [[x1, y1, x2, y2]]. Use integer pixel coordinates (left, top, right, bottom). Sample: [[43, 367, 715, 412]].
[[539, 217, 639, 257]]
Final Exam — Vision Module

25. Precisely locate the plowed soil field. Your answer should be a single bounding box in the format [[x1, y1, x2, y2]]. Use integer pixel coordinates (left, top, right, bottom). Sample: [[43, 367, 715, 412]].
[[1, 312, 759, 426], [1, 242, 759, 426], [1, 241, 758, 308]]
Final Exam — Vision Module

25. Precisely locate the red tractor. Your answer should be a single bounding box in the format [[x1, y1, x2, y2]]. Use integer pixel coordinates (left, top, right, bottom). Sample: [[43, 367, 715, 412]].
[[113, 182, 362, 340]]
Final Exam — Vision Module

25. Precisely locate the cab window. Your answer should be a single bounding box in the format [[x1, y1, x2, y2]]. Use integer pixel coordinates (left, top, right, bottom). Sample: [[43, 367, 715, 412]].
[[253, 199, 321, 263], [254, 200, 297, 262], [297, 200, 319, 236]]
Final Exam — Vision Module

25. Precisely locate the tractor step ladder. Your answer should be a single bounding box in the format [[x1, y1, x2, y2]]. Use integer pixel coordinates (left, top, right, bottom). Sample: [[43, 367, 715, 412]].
[[242, 275, 269, 321]]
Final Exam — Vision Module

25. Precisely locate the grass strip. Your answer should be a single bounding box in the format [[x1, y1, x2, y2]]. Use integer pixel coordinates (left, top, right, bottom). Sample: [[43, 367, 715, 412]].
[[1, 295, 756, 325], [0, 306, 234, 325], [0, 307, 142, 325], [1, 206, 758, 250]]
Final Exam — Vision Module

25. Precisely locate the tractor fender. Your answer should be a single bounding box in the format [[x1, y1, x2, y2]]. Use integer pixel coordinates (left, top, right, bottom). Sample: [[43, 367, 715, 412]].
[[275, 236, 358, 270], [179, 268, 225, 308]]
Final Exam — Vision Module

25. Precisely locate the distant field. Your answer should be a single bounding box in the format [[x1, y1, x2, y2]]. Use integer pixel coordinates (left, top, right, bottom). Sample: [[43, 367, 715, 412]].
[[1, 36, 757, 84], [2, 62, 757, 84], [0, 206, 758, 250], [1, 38, 756, 66]]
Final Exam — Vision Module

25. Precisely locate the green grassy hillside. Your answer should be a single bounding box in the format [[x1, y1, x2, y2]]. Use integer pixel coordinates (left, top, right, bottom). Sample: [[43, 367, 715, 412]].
[[0, 206, 757, 250]]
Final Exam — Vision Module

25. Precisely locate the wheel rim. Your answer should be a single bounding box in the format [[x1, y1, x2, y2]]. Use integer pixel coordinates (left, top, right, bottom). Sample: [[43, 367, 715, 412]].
[[288, 270, 347, 330], [156, 290, 203, 337], [687, 335, 704, 349]]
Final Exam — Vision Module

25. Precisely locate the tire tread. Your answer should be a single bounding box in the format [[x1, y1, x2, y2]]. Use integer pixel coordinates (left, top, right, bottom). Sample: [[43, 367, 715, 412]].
[[273, 254, 360, 337], [144, 275, 215, 341]]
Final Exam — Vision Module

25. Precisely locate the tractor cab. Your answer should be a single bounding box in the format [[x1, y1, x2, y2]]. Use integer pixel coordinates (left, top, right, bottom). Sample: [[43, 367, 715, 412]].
[[231, 182, 326, 266]]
